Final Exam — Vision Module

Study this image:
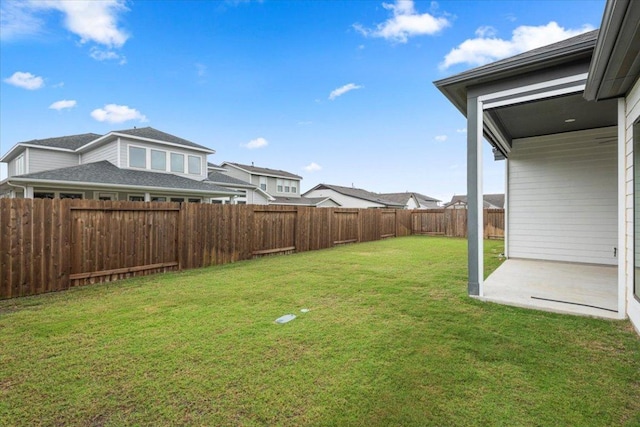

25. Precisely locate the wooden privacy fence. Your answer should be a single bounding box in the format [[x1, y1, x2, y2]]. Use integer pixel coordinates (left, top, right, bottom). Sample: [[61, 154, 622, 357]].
[[0, 199, 502, 299], [411, 208, 504, 239]]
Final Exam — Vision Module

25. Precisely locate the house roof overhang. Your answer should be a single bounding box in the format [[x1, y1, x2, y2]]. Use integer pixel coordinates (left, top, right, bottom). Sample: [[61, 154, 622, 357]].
[[584, 0, 640, 100], [434, 30, 620, 159]]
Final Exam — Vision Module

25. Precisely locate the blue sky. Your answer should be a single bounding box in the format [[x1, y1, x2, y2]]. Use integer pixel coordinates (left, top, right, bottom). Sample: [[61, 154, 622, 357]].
[[0, 0, 605, 202]]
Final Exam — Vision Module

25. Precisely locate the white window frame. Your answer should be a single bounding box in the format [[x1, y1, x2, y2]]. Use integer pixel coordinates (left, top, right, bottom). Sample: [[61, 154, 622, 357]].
[[188, 155, 202, 175], [128, 145, 147, 169], [170, 153, 185, 173], [128, 194, 145, 202], [96, 192, 118, 201], [259, 176, 267, 191], [277, 179, 284, 193], [15, 153, 25, 176], [151, 149, 167, 171]]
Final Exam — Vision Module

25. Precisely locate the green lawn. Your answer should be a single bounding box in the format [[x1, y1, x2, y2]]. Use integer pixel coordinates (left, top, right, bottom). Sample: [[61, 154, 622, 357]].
[[1, 237, 639, 426]]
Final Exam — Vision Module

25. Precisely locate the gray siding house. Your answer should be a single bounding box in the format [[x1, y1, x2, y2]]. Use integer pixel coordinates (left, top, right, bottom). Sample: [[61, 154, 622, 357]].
[[219, 162, 338, 206], [434, 0, 640, 334], [0, 127, 240, 202]]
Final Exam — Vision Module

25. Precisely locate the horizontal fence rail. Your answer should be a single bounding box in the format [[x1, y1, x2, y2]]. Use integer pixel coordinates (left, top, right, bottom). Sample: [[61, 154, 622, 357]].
[[0, 199, 503, 299]]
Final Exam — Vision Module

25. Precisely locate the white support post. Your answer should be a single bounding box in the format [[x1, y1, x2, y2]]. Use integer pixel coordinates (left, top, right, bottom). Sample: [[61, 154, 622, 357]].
[[617, 98, 627, 318], [467, 96, 484, 296]]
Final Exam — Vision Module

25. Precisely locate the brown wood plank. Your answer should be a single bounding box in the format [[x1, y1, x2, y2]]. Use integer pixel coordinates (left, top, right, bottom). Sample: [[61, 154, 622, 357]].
[[252, 246, 296, 255], [69, 261, 179, 280]]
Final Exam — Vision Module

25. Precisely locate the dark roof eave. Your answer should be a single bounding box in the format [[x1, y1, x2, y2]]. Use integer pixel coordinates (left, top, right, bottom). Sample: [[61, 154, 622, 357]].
[[585, 0, 640, 101], [434, 31, 598, 116]]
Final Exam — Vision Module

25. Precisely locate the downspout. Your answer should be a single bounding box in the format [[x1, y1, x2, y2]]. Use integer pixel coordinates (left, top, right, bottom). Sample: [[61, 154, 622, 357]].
[[6, 180, 29, 198]]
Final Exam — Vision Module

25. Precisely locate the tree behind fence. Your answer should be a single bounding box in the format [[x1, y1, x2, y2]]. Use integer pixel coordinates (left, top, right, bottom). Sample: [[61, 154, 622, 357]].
[[0, 199, 503, 299]]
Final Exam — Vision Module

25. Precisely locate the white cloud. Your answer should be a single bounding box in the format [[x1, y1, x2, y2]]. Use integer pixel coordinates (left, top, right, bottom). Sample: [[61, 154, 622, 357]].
[[456, 128, 466, 133], [3, 71, 44, 90], [243, 137, 268, 149], [0, 0, 44, 40], [90, 104, 148, 123], [33, 0, 129, 48], [475, 26, 497, 38], [435, 135, 448, 142], [49, 99, 76, 111], [329, 83, 363, 100], [90, 47, 126, 64], [440, 21, 594, 70], [304, 162, 322, 172], [1, 0, 129, 52], [354, 0, 450, 43]]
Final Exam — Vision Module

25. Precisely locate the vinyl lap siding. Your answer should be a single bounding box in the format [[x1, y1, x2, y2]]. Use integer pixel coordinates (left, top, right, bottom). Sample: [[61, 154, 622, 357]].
[[82, 141, 118, 165], [508, 127, 617, 265], [28, 148, 79, 174], [626, 78, 640, 330]]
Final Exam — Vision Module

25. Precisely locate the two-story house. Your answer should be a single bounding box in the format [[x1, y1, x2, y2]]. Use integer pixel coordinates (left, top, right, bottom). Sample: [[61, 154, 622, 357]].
[[206, 163, 273, 205], [0, 127, 241, 202], [219, 162, 338, 207]]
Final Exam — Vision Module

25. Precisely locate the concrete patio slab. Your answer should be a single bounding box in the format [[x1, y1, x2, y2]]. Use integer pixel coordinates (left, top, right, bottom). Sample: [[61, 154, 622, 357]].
[[478, 258, 619, 319]]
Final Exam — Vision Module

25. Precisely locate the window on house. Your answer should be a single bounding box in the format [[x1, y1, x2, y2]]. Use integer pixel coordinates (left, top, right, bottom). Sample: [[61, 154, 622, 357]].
[[151, 196, 167, 202], [171, 153, 184, 173], [170, 197, 185, 203], [97, 193, 117, 201], [634, 121, 640, 301], [129, 146, 146, 168], [291, 182, 297, 194], [210, 199, 223, 204], [34, 192, 55, 199], [15, 154, 25, 175], [259, 176, 267, 191], [277, 179, 283, 192], [188, 155, 201, 175], [129, 195, 145, 202], [151, 150, 166, 171], [188, 198, 201, 203], [60, 193, 83, 199]]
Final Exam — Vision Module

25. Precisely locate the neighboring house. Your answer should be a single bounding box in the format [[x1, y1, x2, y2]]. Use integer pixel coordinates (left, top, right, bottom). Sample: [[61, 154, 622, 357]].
[[434, 0, 640, 334], [0, 127, 240, 202], [443, 194, 504, 209], [270, 196, 340, 208], [303, 184, 406, 209], [206, 163, 273, 205], [221, 162, 303, 201], [378, 192, 441, 209]]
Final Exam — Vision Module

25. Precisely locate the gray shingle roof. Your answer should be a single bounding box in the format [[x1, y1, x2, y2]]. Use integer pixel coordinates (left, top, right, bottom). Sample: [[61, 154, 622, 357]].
[[271, 196, 337, 206], [224, 162, 302, 180], [308, 184, 405, 208], [378, 192, 441, 205], [444, 194, 504, 209], [113, 127, 212, 151], [13, 161, 239, 195], [17, 133, 102, 150], [206, 171, 254, 186]]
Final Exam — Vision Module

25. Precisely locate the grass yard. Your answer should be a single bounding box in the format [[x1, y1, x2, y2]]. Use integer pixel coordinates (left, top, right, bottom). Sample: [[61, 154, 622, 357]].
[[1, 236, 639, 426]]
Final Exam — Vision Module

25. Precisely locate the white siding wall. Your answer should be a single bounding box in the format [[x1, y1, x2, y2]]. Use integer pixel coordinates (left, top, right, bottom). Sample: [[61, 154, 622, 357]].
[[304, 189, 385, 208], [508, 127, 618, 265], [28, 148, 79, 174], [222, 166, 252, 182], [82, 141, 118, 165], [119, 137, 207, 180], [247, 189, 270, 205], [625, 78, 640, 332]]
